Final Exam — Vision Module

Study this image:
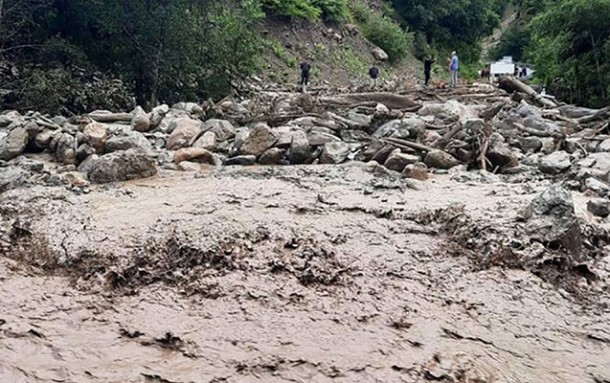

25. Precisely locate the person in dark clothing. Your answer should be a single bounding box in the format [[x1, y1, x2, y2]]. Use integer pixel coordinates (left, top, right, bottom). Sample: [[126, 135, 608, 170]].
[[300, 61, 311, 92], [424, 56, 435, 86], [369, 65, 380, 87]]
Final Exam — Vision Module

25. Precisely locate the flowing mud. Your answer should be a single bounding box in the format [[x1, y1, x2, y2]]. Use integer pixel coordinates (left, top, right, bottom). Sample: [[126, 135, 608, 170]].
[[1, 164, 610, 383]]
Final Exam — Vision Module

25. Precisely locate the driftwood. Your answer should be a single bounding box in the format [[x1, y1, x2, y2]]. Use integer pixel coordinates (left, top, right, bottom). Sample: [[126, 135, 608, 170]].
[[513, 122, 565, 138], [320, 92, 421, 110], [88, 112, 133, 123], [435, 123, 463, 149], [499, 77, 558, 109], [381, 137, 437, 152], [576, 106, 610, 125]]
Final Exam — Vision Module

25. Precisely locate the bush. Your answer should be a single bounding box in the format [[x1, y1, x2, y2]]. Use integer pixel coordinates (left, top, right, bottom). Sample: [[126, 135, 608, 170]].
[[19, 67, 133, 115], [350, 1, 412, 63], [312, 0, 349, 22], [262, 0, 321, 20]]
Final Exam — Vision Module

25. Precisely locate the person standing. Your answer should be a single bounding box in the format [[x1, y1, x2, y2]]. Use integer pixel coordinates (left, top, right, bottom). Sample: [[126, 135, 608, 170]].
[[449, 51, 459, 88], [300, 61, 311, 93], [369, 65, 380, 88], [424, 56, 435, 86]]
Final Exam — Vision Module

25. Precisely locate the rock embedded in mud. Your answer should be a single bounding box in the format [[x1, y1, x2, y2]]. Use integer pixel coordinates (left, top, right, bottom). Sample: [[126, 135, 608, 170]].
[[0, 127, 29, 161], [83, 122, 108, 152], [402, 163, 429, 180], [259, 148, 284, 165], [319, 141, 351, 164], [177, 161, 201, 172], [288, 131, 311, 164], [77, 154, 99, 175], [520, 184, 582, 257], [587, 198, 610, 217], [174, 148, 214, 164], [384, 150, 420, 172], [241, 123, 277, 156], [167, 118, 203, 150], [88, 149, 157, 184], [424, 150, 460, 170], [224, 155, 256, 166], [539, 151, 572, 174], [0, 166, 30, 193]]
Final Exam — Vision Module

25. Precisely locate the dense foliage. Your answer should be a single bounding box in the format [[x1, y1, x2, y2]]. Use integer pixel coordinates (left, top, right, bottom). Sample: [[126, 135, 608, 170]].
[[261, 0, 348, 21], [1, 0, 263, 113], [390, 0, 509, 61], [493, 0, 610, 107], [350, 1, 412, 63]]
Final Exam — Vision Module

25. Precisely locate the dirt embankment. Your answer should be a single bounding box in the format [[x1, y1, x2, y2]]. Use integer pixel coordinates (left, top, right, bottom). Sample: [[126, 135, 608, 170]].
[[1, 163, 609, 383]]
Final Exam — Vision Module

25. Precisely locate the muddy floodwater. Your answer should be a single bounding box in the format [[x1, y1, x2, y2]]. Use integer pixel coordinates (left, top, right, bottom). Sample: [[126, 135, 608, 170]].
[[1, 164, 609, 383]]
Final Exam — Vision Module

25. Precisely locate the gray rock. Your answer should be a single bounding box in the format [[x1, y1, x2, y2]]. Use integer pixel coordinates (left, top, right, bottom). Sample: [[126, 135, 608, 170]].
[[598, 139, 610, 153], [0, 127, 29, 161], [230, 128, 250, 156], [76, 143, 96, 162], [167, 118, 203, 150], [177, 161, 201, 172], [150, 104, 170, 128], [288, 131, 310, 164], [346, 110, 373, 129], [241, 123, 277, 156], [201, 119, 235, 142], [384, 151, 420, 172], [171, 102, 203, 114], [224, 155, 256, 166], [424, 150, 460, 169], [487, 135, 518, 169], [24, 121, 40, 140], [371, 145, 396, 164], [308, 131, 340, 146], [259, 148, 285, 165], [54, 133, 77, 165], [131, 106, 151, 132], [276, 129, 300, 149], [193, 131, 217, 151], [319, 141, 351, 164], [585, 177, 610, 196], [539, 151, 571, 174], [0, 166, 30, 194], [520, 185, 582, 257], [371, 47, 389, 61], [77, 154, 99, 175], [88, 150, 157, 184], [105, 131, 153, 154], [373, 120, 411, 140], [587, 198, 610, 217], [519, 137, 543, 153], [578, 152, 610, 174]]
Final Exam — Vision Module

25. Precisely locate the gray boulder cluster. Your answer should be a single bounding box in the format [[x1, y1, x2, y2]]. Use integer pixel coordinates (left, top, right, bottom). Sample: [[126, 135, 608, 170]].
[[1, 84, 610, 204]]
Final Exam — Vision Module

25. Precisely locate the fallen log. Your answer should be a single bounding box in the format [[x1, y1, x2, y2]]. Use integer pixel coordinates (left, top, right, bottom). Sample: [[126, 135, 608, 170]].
[[513, 122, 565, 138], [88, 112, 133, 123], [499, 77, 558, 109], [380, 137, 437, 153], [319, 92, 421, 110]]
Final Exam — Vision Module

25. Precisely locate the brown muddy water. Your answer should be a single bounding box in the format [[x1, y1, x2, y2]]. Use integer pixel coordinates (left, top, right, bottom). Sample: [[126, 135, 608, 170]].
[[1, 163, 609, 383]]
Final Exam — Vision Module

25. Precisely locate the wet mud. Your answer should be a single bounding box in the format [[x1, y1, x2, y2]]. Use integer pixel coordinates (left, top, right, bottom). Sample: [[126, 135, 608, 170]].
[[1, 164, 610, 382]]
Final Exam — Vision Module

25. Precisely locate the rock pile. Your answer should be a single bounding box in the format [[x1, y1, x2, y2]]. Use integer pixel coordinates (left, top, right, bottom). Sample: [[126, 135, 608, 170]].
[[1, 80, 609, 201]]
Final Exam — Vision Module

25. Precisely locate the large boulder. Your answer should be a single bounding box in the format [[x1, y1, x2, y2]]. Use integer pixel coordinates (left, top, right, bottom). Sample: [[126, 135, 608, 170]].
[[539, 151, 572, 174], [402, 163, 429, 181], [373, 120, 411, 140], [259, 148, 285, 165], [424, 150, 460, 169], [33, 130, 53, 151], [105, 131, 153, 154], [201, 119, 235, 142], [487, 136, 519, 170], [83, 122, 108, 153], [88, 150, 157, 184], [192, 131, 217, 151], [319, 142, 351, 164], [131, 106, 151, 132], [241, 123, 277, 156], [0, 127, 29, 161], [288, 130, 310, 164], [174, 148, 214, 164], [167, 118, 203, 150], [384, 151, 420, 172], [150, 104, 170, 128], [520, 185, 582, 257], [371, 47, 389, 61]]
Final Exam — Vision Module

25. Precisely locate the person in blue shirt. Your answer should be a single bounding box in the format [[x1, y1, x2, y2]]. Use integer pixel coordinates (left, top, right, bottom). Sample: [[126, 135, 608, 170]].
[[449, 51, 459, 88]]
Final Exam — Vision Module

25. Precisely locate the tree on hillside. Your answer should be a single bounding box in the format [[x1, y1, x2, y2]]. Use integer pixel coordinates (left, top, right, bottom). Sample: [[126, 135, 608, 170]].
[[528, 0, 610, 106]]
